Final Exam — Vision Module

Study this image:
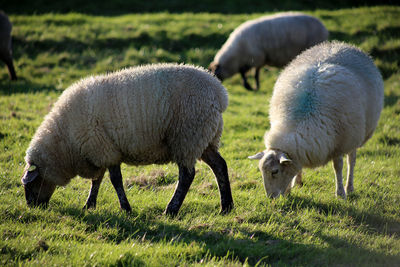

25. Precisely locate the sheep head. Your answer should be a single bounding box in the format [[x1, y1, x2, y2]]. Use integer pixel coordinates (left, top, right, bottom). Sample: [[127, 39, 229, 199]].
[[208, 62, 224, 81], [249, 149, 300, 198], [21, 164, 56, 208]]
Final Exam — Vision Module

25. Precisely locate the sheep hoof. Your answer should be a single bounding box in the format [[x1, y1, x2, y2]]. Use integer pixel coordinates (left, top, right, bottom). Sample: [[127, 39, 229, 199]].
[[220, 203, 234, 215], [164, 208, 179, 217], [82, 204, 96, 210], [120, 204, 132, 213], [336, 191, 346, 200], [244, 84, 254, 91], [346, 186, 354, 194]]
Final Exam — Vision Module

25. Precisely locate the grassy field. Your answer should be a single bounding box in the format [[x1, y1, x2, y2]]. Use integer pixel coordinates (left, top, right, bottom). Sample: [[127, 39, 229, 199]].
[[1, 5, 400, 266]]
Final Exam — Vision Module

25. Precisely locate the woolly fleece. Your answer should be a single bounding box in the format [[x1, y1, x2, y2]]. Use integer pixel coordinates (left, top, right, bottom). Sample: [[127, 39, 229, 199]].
[[213, 12, 328, 80], [25, 63, 228, 186], [266, 41, 384, 167]]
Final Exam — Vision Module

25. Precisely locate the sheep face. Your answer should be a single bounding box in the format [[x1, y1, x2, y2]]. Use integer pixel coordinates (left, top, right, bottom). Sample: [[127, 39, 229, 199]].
[[208, 62, 232, 81], [21, 165, 56, 208], [249, 150, 299, 198]]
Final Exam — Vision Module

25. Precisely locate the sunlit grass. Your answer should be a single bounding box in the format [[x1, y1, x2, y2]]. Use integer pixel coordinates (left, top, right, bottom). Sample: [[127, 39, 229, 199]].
[[0, 6, 399, 266]]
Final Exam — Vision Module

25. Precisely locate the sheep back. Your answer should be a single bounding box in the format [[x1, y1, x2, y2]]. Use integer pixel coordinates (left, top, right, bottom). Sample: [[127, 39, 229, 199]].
[[214, 12, 328, 78], [266, 41, 383, 167], [26, 64, 228, 184]]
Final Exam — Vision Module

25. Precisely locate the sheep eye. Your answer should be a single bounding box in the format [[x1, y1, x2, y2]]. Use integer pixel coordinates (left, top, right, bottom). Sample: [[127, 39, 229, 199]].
[[271, 170, 279, 176]]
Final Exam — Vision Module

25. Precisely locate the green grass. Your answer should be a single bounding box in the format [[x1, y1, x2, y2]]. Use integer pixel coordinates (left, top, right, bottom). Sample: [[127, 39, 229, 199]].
[[1, 5, 400, 266]]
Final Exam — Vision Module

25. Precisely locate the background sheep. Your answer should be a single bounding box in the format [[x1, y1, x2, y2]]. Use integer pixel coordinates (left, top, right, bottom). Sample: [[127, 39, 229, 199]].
[[209, 12, 328, 91], [21, 63, 233, 216], [249, 41, 384, 199], [0, 11, 17, 81]]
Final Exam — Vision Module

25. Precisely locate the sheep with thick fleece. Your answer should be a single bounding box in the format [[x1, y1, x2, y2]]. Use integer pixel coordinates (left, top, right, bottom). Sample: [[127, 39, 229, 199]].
[[249, 41, 383, 199], [209, 12, 328, 91], [0, 11, 17, 80], [21, 63, 233, 216]]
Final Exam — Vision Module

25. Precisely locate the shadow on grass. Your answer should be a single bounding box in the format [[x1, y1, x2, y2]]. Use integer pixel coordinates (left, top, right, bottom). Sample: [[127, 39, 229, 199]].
[[52, 197, 400, 266], [0, 79, 57, 95], [383, 92, 400, 108], [285, 195, 400, 236], [3, 0, 396, 15], [12, 31, 226, 60]]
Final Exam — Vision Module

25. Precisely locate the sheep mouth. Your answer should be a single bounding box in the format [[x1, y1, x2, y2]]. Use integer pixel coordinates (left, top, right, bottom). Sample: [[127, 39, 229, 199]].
[[24, 187, 50, 208]]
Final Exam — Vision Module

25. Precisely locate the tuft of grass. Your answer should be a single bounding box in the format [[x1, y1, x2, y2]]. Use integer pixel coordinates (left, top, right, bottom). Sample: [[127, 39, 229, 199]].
[[0, 5, 399, 266]]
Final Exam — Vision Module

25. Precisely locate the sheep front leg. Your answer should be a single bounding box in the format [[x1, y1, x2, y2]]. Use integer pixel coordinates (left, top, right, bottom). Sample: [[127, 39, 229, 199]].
[[201, 147, 233, 214], [83, 170, 105, 210], [164, 165, 195, 216], [332, 156, 346, 199], [239, 67, 254, 91], [108, 165, 132, 212], [346, 149, 356, 194]]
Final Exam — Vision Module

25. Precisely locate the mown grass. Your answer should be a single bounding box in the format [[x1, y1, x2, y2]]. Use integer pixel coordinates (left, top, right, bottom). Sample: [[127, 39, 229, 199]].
[[1, 6, 399, 266]]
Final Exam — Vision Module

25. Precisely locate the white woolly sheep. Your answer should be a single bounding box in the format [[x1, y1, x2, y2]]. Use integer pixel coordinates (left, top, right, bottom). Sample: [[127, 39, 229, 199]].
[[209, 12, 328, 91], [0, 11, 17, 80], [249, 41, 384, 199], [21, 63, 233, 216]]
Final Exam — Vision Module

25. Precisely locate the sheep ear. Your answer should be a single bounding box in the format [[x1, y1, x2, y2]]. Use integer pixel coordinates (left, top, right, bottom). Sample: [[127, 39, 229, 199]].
[[208, 62, 217, 71], [248, 151, 265, 160], [21, 165, 39, 185], [279, 153, 292, 165]]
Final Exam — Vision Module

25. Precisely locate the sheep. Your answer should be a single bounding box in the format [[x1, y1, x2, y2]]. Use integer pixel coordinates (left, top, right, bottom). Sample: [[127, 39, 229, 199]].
[[21, 63, 234, 216], [0, 11, 17, 81], [249, 41, 384, 199], [209, 12, 328, 91]]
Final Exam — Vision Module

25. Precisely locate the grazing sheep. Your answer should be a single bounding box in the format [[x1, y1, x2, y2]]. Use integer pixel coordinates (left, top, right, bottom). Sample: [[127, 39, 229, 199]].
[[209, 12, 328, 91], [249, 41, 384, 199], [21, 63, 233, 216], [0, 11, 17, 80]]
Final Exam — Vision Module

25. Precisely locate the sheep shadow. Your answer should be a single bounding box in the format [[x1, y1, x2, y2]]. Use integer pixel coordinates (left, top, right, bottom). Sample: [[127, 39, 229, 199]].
[[285, 194, 400, 236], [54, 198, 399, 266], [0, 78, 56, 94], [55, 205, 304, 265]]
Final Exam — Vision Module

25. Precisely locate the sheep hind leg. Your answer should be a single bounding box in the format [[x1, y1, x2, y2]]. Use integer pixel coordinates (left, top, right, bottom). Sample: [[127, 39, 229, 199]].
[[346, 149, 356, 194], [254, 67, 261, 91], [239, 68, 254, 91], [164, 165, 195, 217], [83, 170, 105, 210], [108, 165, 132, 212], [332, 156, 346, 199], [201, 146, 234, 214]]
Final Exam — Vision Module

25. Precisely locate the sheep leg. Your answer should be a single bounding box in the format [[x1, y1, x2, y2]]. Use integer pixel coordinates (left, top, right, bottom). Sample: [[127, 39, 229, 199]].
[[108, 165, 132, 212], [254, 67, 260, 91], [83, 172, 105, 210], [164, 165, 195, 216], [346, 149, 356, 194], [201, 147, 234, 214], [0, 52, 17, 81], [332, 156, 346, 199], [239, 67, 254, 91]]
